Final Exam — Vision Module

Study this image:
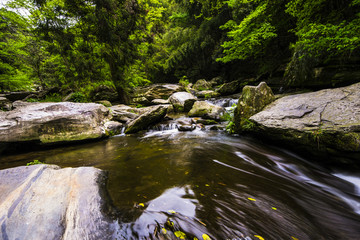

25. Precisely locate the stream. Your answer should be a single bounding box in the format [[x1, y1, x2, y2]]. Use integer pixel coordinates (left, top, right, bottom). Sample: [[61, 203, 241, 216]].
[[1, 125, 360, 239]]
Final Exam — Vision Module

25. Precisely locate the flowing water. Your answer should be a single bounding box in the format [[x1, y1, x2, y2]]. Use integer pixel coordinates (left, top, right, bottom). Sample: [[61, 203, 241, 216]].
[[1, 127, 360, 240]]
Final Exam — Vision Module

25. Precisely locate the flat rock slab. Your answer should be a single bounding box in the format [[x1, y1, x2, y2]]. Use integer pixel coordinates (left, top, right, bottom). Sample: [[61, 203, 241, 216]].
[[0, 102, 111, 144], [250, 82, 360, 154], [0, 165, 118, 240]]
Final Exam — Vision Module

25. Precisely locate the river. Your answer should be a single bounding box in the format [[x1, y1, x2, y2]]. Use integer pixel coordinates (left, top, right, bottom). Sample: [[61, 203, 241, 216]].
[[1, 126, 360, 239]]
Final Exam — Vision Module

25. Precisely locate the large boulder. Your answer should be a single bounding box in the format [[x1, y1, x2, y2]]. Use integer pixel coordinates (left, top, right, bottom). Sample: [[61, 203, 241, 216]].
[[0, 102, 111, 144], [193, 79, 212, 91], [168, 92, 197, 112], [143, 84, 183, 101], [249, 82, 360, 161], [234, 82, 275, 131], [125, 105, 169, 134], [0, 165, 118, 240], [188, 101, 225, 121]]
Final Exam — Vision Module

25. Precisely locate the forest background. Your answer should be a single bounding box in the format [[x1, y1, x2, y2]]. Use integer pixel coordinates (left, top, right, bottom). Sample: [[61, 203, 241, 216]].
[[1, 0, 359, 103]]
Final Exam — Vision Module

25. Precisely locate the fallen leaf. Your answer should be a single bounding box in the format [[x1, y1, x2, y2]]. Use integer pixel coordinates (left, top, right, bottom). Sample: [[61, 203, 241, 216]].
[[254, 235, 264, 240], [161, 228, 167, 234], [205, 184, 210, 187], [202, 233, 211, 240], [138, 203, 144, 207], [174, 231, 186, 239], [291, 237, 299, 240], [248, 198, 256, 201], [168, 210, 177, 214], [272, 207, 277, 210]]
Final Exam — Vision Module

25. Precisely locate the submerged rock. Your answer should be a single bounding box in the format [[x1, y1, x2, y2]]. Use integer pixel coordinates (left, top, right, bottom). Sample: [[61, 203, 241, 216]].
[[0, 165, 117, 240], [125, 105, 169, 134], [234, 82, 275, 132], [0, 102, 111, 144], [188, 101, 225, 121], [169, 92, 197, 112], [249, 82, 360, 161]]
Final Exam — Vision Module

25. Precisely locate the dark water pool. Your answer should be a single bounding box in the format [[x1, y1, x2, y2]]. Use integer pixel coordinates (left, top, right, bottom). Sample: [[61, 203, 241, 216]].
[[1, 129, 360, 239]]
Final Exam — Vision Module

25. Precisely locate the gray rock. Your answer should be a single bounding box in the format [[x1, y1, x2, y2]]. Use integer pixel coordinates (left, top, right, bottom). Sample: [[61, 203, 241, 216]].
[[0, 102, 111, 144], [0, 97, 12, 111], [125, 105, 169, 134], [104, 121, 124, 135], [234, 82, 275, 131], [250, 82, 360, 155], [109, 105, 139, 123], [188, 101, 225, 121], [132, 96, 152, 106], [151, 99, 169, 105], [169, 92, 197, 112], [193, 79, 212, 91], [195, 90, 220, 98], [143, 84, 183, 101], [0, 165, 118, 240], [177, 124, 196, 131]]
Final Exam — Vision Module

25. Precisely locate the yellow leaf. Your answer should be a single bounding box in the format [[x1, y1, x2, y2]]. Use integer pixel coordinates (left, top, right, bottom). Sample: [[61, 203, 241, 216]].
[[254, 235, 265, 240], [161, 228, 167, 234], [205, 184, 210, 187], [168, 210, 177, 214], [291, 237, 299, 240], [194, 238, 199, 240], [248, 198, 256, 201], [272, 207, 277, 210], [138, 203, 144, 207], [174, 231, 186, 239], [202, 233, 211, 240]]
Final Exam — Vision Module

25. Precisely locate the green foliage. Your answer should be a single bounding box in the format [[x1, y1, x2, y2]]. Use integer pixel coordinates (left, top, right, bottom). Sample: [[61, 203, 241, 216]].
[[217, 2, 277, 63], [68, 92, 87, 103], [26, 159, 44, 166]]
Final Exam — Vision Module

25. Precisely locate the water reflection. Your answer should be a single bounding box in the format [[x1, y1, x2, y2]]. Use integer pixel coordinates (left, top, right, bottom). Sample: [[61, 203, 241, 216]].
[[1, 131, 360, 239]]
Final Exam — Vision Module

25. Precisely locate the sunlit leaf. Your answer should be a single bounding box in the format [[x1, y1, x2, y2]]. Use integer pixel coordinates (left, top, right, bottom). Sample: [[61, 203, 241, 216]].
[[174, 231, 186, 239], [161, 228, 167, 234], [205, 184, 210, 187], [139, 203, 144, 207], [254, 235, 265, 240], [202, 233, 211, 240], [272, 207, 277, 210], [291, 237, 299, 240], [248, 198, 256, 201], [168, 210, 177, 214]]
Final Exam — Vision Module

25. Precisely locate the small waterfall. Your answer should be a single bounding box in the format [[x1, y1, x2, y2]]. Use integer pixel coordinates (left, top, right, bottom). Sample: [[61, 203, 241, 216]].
[[148, 123, 178, 131], [206, 98, 238, 108]]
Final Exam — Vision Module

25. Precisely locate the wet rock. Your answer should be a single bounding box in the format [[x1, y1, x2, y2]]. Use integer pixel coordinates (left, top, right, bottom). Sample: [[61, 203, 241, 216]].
[[143, 84, 183, 101], [0, 165, 117, 240], [125, 105, 169, 134], [151, 99, 169, 105], [195, 119, 218, 125], [250, 82, 360, 159], [195, 90, 220, 99], [132, 96, 152, 106], [0, 97, 12, 111], [0, 102, 111, 144], [188, 101, 225, 121], [193, 79, 212, 91], [234, 82, 275, 132], [169, 92, 197, 112], [177, 124, 196, 131], [109, 105, 139, 123], [104, 121, 124, 135], [210, 125, 225, 131]]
